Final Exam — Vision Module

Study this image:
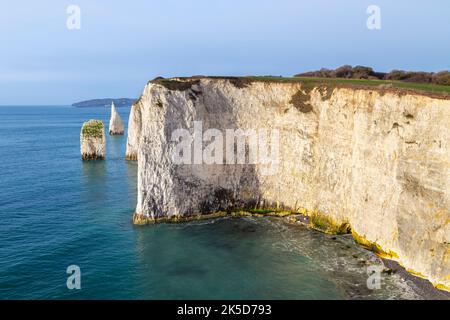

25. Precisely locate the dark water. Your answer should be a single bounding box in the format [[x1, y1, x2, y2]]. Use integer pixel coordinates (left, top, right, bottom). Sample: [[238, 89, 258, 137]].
[[0, 106, 422, 299]]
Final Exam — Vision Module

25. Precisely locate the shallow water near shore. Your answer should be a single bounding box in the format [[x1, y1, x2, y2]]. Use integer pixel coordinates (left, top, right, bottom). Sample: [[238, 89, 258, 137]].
[[0, 106, 428, 299]]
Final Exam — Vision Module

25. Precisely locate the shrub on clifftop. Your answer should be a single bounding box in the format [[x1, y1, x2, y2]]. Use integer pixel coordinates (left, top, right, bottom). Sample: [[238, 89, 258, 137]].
[[81, 120, 104, 138], [295, 65, 450, 86]]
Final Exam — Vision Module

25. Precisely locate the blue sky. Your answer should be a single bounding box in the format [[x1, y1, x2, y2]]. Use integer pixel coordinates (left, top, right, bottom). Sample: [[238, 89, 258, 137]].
[[1, 0, 449, 105]]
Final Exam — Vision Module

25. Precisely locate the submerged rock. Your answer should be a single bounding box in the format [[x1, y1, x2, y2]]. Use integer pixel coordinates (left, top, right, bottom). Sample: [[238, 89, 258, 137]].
[[109, 102, 125, 135], [80, 119, 105, 160]]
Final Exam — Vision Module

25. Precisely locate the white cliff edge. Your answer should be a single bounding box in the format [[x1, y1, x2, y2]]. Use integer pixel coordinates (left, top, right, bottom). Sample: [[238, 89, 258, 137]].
[[128, 77, 450, 291]]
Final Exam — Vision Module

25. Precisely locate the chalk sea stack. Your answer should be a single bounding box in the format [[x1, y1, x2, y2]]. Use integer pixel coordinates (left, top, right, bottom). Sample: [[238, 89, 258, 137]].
[[80, 119, 106, 160], [109, 102, 125, 135]]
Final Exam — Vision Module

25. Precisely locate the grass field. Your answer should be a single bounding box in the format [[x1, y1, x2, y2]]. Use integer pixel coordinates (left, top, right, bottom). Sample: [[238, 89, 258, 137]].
[[151, 76, 450, 96], [245, 76, 450, 95]]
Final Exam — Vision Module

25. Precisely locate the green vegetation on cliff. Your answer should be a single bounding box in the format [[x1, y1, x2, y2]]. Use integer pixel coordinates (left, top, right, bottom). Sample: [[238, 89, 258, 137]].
[[81, 120, 104, 138], [295, 65, 450, 86], [309, 212, 351, 235], [150, 76, 450, 97]]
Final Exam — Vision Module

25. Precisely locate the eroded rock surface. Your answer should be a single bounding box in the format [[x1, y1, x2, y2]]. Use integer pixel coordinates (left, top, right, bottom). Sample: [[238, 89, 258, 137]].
[[129, 77, 450, 290]]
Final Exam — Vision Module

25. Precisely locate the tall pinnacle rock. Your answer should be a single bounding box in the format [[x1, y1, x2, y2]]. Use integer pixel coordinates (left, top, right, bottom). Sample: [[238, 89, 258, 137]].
[[109, 102, 125, 135]]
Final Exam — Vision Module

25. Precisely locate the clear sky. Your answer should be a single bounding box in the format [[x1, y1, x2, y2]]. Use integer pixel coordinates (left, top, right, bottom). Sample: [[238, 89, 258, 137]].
[[1, 0, 449, 105]]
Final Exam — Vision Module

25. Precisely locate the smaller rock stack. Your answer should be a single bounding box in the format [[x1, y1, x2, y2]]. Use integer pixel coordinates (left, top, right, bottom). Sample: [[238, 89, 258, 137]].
[[80, 119, 106, 160], [109, 102, 125, 135]]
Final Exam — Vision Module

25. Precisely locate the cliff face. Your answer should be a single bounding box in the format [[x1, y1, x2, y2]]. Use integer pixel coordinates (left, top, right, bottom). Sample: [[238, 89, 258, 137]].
[[80, 119, 106, 160], [125, 99, 142, 160], [109, 102, 125, 135], [129, 78, 450, 290]]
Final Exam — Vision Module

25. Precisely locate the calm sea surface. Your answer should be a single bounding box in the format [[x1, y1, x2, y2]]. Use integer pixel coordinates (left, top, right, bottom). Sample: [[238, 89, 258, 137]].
[[0, 106, 423, 299]]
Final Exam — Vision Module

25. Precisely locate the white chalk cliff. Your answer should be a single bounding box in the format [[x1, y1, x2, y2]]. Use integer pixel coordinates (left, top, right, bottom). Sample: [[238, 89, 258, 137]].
[[80, 119, 106, 160], [127, 77, 450, 291], [109, 102, 125, 135]]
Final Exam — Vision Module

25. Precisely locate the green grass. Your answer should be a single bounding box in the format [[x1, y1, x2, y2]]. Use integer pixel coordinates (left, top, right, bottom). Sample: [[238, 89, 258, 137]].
[[389, 80, 450, 94], [149, 78, 200, 91], [81, 119, 104, 138], [151, 76, 450, 96], [245, 76, 450, 95]]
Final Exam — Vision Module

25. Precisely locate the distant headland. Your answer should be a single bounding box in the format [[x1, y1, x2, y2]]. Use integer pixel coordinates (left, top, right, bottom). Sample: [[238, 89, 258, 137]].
[[72, 98, 136, 108]]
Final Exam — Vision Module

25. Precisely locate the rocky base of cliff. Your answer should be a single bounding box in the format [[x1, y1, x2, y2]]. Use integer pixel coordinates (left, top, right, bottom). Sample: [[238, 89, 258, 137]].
[[81, 154, 105, 161], [109, 130, 124, 135], [125, 154, 138, 161]]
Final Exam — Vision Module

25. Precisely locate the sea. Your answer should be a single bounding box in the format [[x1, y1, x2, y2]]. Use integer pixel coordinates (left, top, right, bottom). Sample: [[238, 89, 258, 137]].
[[0, 105, 426, 299]]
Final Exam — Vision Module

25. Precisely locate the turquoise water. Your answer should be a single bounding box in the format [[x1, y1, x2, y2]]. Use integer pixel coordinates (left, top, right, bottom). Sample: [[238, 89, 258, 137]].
[[0, 106, 422, 299]]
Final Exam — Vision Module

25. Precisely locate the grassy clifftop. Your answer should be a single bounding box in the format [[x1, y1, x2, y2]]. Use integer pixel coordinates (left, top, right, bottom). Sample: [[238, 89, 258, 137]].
[[150, 76, 450, 98], [81, 120, 104, 138]]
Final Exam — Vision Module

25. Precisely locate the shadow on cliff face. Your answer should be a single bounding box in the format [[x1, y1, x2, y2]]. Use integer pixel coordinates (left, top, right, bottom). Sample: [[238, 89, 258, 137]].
[[161, 81, 264, 216], [196, 165, 262, 214]]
